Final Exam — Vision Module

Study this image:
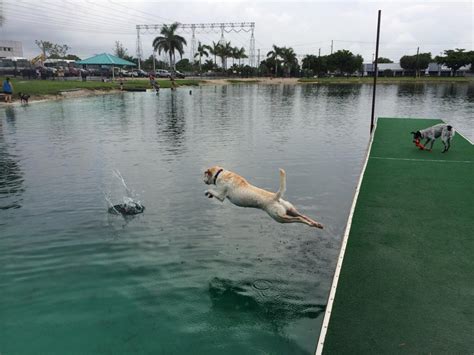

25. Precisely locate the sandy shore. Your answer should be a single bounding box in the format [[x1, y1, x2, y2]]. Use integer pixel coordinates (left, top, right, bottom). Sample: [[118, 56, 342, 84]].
[[0, 89, 122, 107]]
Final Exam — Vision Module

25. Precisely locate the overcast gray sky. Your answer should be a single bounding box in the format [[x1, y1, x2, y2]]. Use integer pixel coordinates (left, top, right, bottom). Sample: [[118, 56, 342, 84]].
[[0, 0, 472, 63]]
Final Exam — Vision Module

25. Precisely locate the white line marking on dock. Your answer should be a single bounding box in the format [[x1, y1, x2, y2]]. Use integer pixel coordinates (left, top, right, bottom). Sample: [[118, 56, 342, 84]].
[[315, 125, 376, 355], [370, 156, 473, 164]]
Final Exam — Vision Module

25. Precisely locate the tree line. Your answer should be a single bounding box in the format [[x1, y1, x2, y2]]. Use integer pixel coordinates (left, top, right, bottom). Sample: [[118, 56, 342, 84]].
[[33, 21, 474, 77], [399, 49, 474, 76]]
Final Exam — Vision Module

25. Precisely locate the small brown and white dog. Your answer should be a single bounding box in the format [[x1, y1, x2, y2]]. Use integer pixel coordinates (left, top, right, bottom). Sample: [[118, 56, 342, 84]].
[[203, 166, 323, 229]]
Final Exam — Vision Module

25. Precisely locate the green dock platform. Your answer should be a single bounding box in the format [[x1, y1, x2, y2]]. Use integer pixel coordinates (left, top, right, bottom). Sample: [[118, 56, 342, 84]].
[[317, 118, 474, 354]]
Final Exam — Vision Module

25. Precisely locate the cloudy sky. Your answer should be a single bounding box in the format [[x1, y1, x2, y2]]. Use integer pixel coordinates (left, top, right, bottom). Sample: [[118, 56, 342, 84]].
[[0, 0, 472, 63]]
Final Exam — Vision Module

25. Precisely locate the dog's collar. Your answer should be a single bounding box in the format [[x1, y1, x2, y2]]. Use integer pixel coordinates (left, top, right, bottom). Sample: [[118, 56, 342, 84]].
[[213, 169, 224, 185]]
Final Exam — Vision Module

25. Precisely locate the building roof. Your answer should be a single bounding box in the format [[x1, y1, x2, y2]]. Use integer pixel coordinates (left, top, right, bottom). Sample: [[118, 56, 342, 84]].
[[363, 63, 403, 71], [76, 53, 136, 66]]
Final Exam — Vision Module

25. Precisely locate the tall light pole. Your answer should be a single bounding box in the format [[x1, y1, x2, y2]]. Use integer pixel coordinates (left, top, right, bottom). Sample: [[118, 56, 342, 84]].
[[370, 10, 381, 134]]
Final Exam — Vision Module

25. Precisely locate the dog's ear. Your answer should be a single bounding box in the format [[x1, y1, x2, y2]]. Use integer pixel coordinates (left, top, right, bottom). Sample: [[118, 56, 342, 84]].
[[410, 131, 415, 135]]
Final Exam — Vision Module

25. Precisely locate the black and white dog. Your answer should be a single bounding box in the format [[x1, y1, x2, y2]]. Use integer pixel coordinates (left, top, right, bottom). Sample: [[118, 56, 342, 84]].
[[18, 92, 30, 104], [411, 123, 455, 153]]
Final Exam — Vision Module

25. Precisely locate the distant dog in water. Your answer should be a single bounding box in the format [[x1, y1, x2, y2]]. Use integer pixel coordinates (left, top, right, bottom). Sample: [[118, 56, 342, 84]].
[[18, 92, 30, 104], [203, 166, 323, 229], [411, 123, 455, 153]]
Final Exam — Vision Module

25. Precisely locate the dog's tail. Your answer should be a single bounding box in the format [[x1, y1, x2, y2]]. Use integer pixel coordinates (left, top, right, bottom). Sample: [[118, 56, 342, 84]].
[[275, 169, 286, 200]]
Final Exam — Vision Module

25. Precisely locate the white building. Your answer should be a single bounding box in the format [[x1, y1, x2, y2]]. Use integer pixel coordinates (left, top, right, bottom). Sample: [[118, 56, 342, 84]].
[[0, 40, 23, 58], [363, 62, 472, 77]]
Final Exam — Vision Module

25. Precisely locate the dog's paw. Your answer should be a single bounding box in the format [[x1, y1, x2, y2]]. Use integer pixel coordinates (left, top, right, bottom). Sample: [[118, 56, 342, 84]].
[[204, 191, 213, 198], [313, 222, 324, 229]]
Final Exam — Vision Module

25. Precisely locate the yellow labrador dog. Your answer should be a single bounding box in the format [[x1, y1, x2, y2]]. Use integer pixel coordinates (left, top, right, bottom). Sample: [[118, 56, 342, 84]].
[[203, 166, 323, 229]]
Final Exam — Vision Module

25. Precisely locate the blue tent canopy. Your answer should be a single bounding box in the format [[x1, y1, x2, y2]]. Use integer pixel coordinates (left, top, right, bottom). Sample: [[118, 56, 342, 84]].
[[76, 53, 136, 67]]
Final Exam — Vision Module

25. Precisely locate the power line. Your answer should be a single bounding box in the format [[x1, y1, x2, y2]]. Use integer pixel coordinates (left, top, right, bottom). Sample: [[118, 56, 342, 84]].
[[4, 11, 132, 34], [16, 0, 134, 27], [107, 0, 177, 23], [11, 16, 134, 35], [5, 2, 133, 30]]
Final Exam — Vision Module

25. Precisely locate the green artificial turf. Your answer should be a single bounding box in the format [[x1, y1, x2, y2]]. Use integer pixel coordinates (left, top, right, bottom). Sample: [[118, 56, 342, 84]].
[[322, 118, 474, 354]]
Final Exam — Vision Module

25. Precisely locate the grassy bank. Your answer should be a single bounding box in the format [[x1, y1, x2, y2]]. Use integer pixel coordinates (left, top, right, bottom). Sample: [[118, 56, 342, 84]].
[[298, 76, 472, 84], [4, 78, 201, 97]]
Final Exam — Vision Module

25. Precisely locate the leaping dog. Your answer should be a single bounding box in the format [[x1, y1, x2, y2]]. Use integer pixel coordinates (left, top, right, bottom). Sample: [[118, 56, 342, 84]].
[[203, 166, 323, 229]]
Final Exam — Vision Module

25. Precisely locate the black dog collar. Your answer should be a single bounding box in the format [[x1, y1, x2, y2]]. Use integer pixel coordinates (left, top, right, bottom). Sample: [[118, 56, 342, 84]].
[[213, 169, 224, 185]]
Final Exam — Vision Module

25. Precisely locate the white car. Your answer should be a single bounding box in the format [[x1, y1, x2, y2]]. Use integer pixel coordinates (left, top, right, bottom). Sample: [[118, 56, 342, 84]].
[[155, 69, 171, 78]]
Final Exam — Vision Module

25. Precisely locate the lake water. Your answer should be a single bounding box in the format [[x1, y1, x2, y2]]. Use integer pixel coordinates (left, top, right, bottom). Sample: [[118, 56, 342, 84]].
[[1, 83, 472, 354]]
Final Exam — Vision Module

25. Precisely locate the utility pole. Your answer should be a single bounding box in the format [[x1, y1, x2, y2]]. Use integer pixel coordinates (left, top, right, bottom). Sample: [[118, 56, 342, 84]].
[[249, 24, 256, 67], [318, 48, 321, 57], [370, 10, 381, 134], [415, 46, 419, 78], [331, 40, 333, 54], [257, 49, 260, 76], [189, 24, 196, 63], [136, 26, 142, 70]]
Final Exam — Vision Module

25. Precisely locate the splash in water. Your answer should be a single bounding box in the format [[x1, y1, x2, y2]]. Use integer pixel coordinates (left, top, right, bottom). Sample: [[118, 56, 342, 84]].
[[105, 170, 145, 216]]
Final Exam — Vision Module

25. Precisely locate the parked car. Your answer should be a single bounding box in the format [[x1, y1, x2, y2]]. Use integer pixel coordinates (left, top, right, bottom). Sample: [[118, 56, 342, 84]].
[[172, 70, 185, 79], [155, 69, 171, 78], [132, 69, 148, 77]]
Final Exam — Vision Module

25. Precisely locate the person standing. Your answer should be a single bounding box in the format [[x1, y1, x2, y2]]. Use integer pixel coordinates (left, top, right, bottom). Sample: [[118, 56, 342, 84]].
[[2, 77, 13, 103], [170, 76, 177, 91]]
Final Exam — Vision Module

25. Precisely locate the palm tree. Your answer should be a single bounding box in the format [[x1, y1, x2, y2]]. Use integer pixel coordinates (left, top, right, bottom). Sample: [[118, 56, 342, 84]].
[[231, 47, 239, 67], [208, 41, 220, 67], [217, 41, 233, 70], [280, 47, 298, 77], [194, 41, 209, 74], [236, 47, 248, 66], [152, 22, 187, 71], [267, 45, 283, 76]]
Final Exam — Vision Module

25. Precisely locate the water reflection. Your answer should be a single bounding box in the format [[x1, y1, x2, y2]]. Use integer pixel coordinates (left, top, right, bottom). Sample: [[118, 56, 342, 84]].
[[156, 92, 187, 156], [0, 108, 24, 210], [5, 106, 16, 126], [208, 277, 325, 332], [326, 84, 361, 97], [397, 83, 427, 96]]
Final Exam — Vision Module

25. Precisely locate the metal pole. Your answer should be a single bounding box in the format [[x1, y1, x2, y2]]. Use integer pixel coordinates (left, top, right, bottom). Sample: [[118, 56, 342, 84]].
[[331, 40, 333, 54], [190, 25, 196, 62], [415, 46, 419, 78], [370, 10, 381, 134], [249, 24, 255, 67], [136, 27, 142, 70]]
